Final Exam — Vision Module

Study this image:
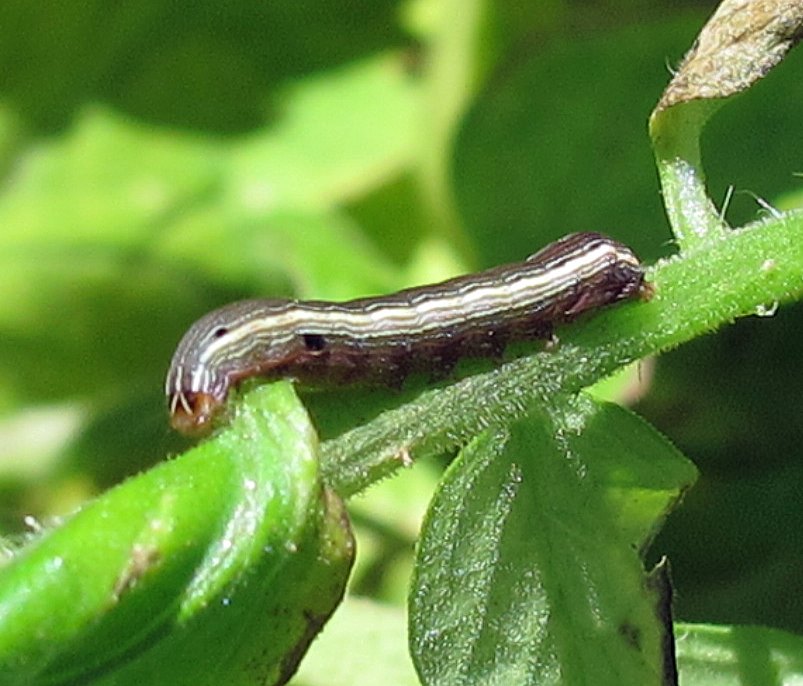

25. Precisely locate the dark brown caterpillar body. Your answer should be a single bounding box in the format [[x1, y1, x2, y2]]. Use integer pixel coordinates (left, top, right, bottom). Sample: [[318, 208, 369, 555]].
[[166, 232, 648, 434]]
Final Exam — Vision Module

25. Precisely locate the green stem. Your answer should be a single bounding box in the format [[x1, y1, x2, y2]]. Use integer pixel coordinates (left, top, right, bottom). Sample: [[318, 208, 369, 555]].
[[322, 211, 803, 496], [416, 0, 488, 263], [649, 101, 728, 250]]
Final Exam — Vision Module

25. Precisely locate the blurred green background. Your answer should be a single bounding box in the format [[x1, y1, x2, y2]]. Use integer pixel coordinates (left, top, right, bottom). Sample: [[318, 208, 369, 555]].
[[1, 0, 801, 637]]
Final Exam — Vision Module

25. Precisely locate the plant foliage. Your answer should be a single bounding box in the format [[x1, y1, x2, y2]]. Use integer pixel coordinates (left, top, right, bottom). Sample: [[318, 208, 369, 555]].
[[0, 1, 802, 685]]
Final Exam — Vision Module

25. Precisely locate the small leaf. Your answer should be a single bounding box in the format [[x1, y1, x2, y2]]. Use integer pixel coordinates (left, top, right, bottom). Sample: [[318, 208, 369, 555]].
[[0, 382, 354, 686], [409, 395, 697, 685]]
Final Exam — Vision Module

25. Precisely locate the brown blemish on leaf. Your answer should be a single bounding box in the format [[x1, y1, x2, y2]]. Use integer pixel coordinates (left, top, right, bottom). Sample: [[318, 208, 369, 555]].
[[618, 621, 642, 650], [112, 544, 162, 601]]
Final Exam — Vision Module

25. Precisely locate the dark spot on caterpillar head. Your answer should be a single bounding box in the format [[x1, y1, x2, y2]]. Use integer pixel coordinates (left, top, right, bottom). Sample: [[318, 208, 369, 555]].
[[212, 326, 229, 339], [302, 333, 327, 351]]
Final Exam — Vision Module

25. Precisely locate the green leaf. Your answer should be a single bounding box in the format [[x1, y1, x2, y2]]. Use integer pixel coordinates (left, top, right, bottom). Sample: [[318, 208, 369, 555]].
[[409, 395, 696, 685], [0, 2, 404, 133], [292, 597, 418, 686], [0, 382, 354, 686], [452, 16, 700, 266], [223, 54, 419, 215], [676, 622, 803, 685], [158, 208, 401, 301], [415, 0, 489, 258]]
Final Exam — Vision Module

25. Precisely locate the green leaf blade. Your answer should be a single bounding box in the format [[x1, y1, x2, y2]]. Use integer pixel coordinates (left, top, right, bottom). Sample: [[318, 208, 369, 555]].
[[0, 382, 354, 686], [410, 396, 697, 686]]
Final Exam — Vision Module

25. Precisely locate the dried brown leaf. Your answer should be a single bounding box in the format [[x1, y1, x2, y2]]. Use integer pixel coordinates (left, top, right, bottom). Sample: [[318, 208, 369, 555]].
[[656, 0, 803, 112]]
